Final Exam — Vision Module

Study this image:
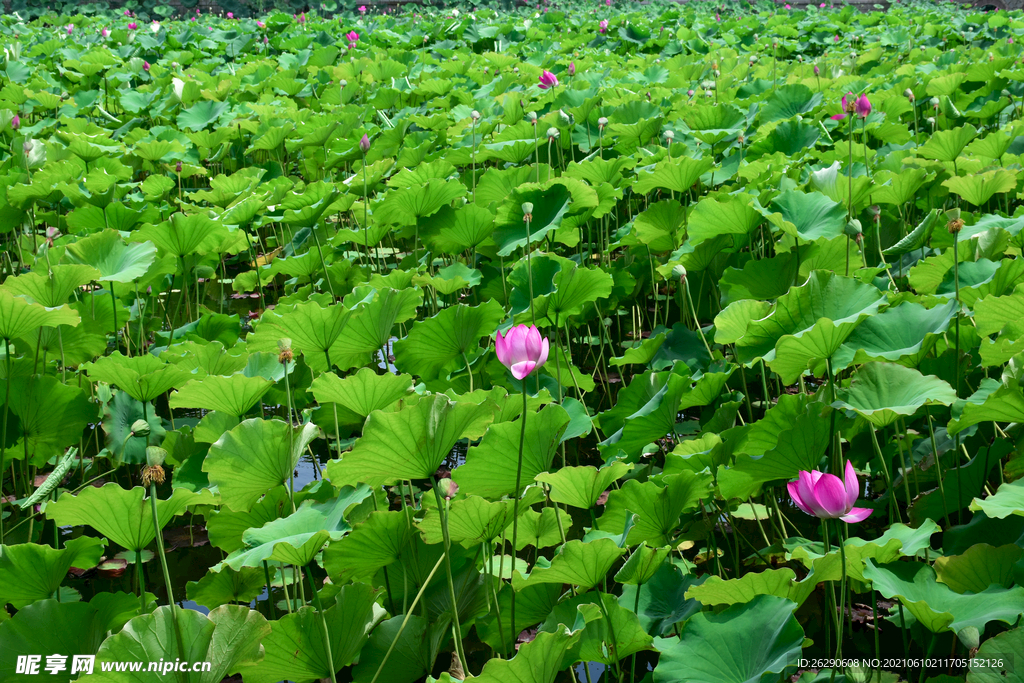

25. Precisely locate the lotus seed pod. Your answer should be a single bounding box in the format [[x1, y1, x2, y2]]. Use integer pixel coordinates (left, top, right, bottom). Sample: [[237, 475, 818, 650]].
[[339, 79, 347, 87], [146, 446, 167, 467], [527, 111, 538, 122], [664, 130, 674, 140], [131, 420, 151, 438], [521, 202, 534, 215], [672, 264, 687, 281], [278, 339, 294, 364], [844, 219, 863, 238], [471, 110, 480, 120], [437, 477, 459, 500], [546, 127, 559, 139], [597, 116, 608, 129], [930, 96, 940, 108]]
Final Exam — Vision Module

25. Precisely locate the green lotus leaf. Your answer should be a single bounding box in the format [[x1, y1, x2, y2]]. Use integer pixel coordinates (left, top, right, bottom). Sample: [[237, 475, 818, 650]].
[[652, 595, 804, 683], [326, 288, 422, 371], [765, 190, 846, 242], [412, 262, 482, 295], [619, 562, 705, 637], [969, 479, 1024, 519], [323, 510, 412, 584], [84, 352, 192, 403], [539, 591, 654, 667], [685, 553, 841, 608], [599, 365, 693, 458], [417, 494, 533, 548], [686, 193, 762, 248], [631, 200, 686, 252], [735, 270, 887, 364], [309, 366, 413, 426], [916, 124, 978, 163], [47, 484, 210, 552], [598, 472, 712, 547], [6, 374, 93, 465], [169, 374, 273, 417], [216, 486, 372, 571], [0, 537, 106, 609], [683, 104, 745, 146], [632, 156, 714, 195], [393, 300, 504, 380], [948, 384, 1024, 436], [943, 169, 1019, 206], [176, 100, 231, 132], [1, 265, 99, 307], [535, 462, 633, 509], [66, 230, 157, 283], [512, 505, 573, 551], [424, 204, 496, 254], [760, 84, 823, 122], [934, 543, 1023, 594], [374, 178, 467, 226], [513, 538, 626, 591], [0, 592, 140, 681], [239, 584, 380, 683], [832, 300, 956, 369], [472, 624, 582, 683], [328, 394, 497, 487], [132, 212, 229, 257], [0, 289, 80, 341], [872, 168, 934, 206], [85, 605, 268, 683], [528, 260, 614, 328], [204, 418, 318, 512], [257, 302, 354, 366], [454, 404, 570, 499], [185, 566, 267, 610], [863, 559, 1024, 636], [615, 542, 672, 586], [968, 626, 1024, 683], [832, 362, 958, 427], [350, 614, 448, 683], [494, 184, 573, 257], [207, 485, 333, 554]]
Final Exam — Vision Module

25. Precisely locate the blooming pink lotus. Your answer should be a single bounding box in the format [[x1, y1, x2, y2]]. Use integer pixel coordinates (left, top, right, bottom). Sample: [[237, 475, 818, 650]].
[[831, 92, 854, 120], [788, 461, 872, 523], [257, 20, 266, 28], [346, 30, 359, 42], [101, 27, 109, 38], [128, 22, 138, 30], [599, 19, 608, 33], [359, 4, 367, 13], [227, 12, 234, 18], [496, 325, 549, 380], [538, 70, 558, 89], [66, 24, 74, 35]]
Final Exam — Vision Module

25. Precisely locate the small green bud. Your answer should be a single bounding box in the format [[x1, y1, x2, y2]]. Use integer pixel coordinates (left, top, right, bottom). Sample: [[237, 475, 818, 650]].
[[146, 446, 167, 467], [130, 420, 151, 438]]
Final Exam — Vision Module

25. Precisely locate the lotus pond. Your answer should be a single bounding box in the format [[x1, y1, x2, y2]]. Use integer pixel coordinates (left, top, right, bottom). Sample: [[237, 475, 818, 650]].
[[5, 1, 1024, 682]]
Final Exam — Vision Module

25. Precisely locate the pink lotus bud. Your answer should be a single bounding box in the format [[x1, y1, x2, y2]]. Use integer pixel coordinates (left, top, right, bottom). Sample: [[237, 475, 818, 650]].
[[227, 12, 233, 18], [11, 114, 20, 130], [66, 24, 74, 35], [567, 62, 576, 76], [495, 325, 549, 380], [538, 70, 559, 89], [124, 9, 132, 16], [257, 20, 265, 28], [599, 19, 608, 32], [359, 134, 371, 153], [855, 94, 871, 118], [101, 27, 109, 38], [814, 64, 820, 75], [175, 161, 182, 173], [128, 22, 138, 30], [143, 61, 150, 72]]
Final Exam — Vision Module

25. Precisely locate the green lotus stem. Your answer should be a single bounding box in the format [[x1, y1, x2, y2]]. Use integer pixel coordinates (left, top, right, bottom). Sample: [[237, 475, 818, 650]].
[[952, 228, 963, 524], [0, 337, 11, 544], [360, 149, 371, 269], [509, 388, 528, 649], [150, 481, 186, 672], [307, 565, 338, 683], [430, 475, 469, 677], [369, 553, 444, 683], [684, 278, 713, 358], [461, 351, 474, 392], [847, 113, 854, 222], [262, 560, 276, 620], [471, 117, 477, 203], [524, 215, 536, 326], [282, 357, 296, 514], [836, 524, 848, 662], [924, 408, 952, 528], [136, 548, 146, 612], [311, 223, 337, 300], [867, 425, 898, 524], [533, 123, 540, 183]]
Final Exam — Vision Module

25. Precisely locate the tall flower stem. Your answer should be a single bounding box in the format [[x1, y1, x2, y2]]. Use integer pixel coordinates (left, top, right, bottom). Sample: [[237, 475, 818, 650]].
[[509, 389, 528, 649], [149, 481, 186, 671], [430, 476, 469, 677], [308, 565, 338, 683], [847, 113, 855, 222], [524, 215, 536, 326]]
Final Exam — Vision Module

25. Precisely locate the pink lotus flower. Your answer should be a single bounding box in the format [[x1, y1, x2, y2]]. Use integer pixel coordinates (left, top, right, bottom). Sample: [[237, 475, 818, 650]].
[[359, 134, 371, 153], [567, 61, 576, 77], [66, 24, 74, 35], [496, 325, 549, 380], [227, 12, 234, 18], [814, 64, 820, 75], [101, 27, 109, 38], [297, 13, 306, 24], [599, 19, 608, 32], [831, 92, 854, 120], [855, 94, 871, 118], [257, 20, 265, 28], [605, 0, 612, 5], [346, 30, 359, 42], [11, 114, 20, 130], [143, 61, 150, 71], [538, 70, 558, 89], [128, 22, 138, 30], [124, 9, 132, 16], [821, 2, 826, 6], [787, 461, 872, 523], [785, 3, 791, 7], [359, 4, 367, 13], [833, 34, 840, 43]]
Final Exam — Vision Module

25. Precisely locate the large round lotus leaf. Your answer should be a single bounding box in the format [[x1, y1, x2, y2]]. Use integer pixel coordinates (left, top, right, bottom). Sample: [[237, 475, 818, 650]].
[[169, 374, 274, 417], [652, 595, 804, 683], [239, 584, 380, 683], [204, 418, 318, 512], [47, 484, 212, 552], [832, 362, 958, 427], [65, 229, 158, 284], [0, 537, 105, 609], [328, 394, 497, 487], [0, 592, 140, 682], [86, 605, 269, 683]]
